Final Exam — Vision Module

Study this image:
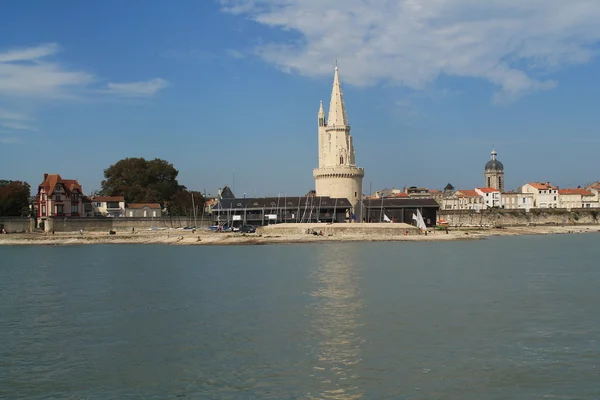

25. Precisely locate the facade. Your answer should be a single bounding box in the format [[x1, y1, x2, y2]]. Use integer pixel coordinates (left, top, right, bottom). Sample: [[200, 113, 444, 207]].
[[520, 182, 559, 208], [558, 188, 598, 210], [363, 198, 439, 227], [91, 196, 125, 217], [313, 65, 364, 219], [475, 187, 501, 208], [586, 183, 600, 202], [501, 192, 534, 210], [484, 148, 505, 192], [447, 190, 485, 211], [212, 196, 353, 226], [126, 203, 162, 217], [37, 174, 84, 228]]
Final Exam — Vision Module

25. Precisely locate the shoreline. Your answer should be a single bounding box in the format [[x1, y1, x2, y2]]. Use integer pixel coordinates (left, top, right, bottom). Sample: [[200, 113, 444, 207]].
[[1, 224, 598, 246]]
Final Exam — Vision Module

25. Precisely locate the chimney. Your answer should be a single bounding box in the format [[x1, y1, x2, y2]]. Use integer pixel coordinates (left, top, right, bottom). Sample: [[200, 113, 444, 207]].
[[44, 173, 48, 180]]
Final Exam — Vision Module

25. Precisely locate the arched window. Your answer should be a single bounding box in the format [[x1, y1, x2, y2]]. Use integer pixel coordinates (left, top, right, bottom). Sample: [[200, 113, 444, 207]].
[[487, 177, 491, 187], [340, 156, 344, 164]]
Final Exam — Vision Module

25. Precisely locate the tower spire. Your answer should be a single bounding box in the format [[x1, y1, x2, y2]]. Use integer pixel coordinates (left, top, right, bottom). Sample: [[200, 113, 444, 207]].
[[327, 64, 348, 127], [318, 100, 325, 127]]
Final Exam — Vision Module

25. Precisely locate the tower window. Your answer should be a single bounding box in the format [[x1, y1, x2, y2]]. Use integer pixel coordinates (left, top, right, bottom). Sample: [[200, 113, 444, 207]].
[[487, 177, 491, 187], [354, 192, 357, 198], [340, 156, 344, 164]]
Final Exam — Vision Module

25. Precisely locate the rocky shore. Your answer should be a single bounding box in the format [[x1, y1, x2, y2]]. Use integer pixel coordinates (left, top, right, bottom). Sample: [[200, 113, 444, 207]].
[[0, 223, 598, 246]]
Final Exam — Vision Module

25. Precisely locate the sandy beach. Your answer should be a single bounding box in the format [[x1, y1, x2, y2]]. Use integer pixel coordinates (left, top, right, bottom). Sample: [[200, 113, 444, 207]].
[[0, 223, 598, 246]]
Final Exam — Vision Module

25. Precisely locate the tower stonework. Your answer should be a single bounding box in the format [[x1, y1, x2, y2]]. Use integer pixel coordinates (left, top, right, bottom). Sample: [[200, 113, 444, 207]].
[[484, 148, 505, 192], [313, 66, 364, 219]]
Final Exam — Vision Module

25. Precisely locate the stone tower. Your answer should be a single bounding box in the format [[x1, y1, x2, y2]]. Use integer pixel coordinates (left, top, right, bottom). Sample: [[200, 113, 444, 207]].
[[313, 65, 364, 218], [484, 148, 504, 192]]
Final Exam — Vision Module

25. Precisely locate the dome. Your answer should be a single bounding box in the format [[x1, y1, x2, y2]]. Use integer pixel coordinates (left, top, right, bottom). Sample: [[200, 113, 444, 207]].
[[485, 159, 504, 171], [485, 148, 503, 171]]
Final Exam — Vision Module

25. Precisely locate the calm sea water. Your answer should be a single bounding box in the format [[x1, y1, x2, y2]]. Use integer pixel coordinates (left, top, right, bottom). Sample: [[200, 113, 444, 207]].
[[1, 234, 599, 399]]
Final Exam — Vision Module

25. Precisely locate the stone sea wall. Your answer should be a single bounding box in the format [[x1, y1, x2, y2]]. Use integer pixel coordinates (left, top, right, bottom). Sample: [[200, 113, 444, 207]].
[[439, 209, 600, 227], [44, 216, 213, 233], [0, 217, 33, 233]]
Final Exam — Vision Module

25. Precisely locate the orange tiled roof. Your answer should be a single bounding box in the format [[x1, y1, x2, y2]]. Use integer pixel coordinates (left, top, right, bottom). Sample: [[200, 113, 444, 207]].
[[127, 203, 161, 209], [429, 189, 442, 194], [91, 196, 124, 202], [457, 190, 481, 197], [528, 182, 557, 190], [38, 174, 82, 195], [558, 188, 593, 196], [476, 187, 500, 193]]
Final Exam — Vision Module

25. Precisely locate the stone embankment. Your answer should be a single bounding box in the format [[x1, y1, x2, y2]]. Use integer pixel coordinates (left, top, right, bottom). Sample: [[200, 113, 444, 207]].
[[439, 209, 600, 227]]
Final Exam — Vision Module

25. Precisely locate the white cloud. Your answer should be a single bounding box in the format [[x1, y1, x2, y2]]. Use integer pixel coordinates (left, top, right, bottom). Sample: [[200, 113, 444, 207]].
[[0, 43, 94, 98], [0, 108, 37, 132], [220, 0, 600, 101], [104, 78, 169, 97]]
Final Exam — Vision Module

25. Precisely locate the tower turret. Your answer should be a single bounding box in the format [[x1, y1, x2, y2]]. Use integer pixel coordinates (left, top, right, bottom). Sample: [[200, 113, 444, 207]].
[[484, 147, 505, 191]]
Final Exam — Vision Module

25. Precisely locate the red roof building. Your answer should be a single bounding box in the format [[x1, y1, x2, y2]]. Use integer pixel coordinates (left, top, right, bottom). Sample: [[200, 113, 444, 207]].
[[37, 173, 85, 226]]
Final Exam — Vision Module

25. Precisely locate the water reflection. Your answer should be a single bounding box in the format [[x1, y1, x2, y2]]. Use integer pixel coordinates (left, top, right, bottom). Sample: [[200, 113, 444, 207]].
[[306, 244, 365, 400]]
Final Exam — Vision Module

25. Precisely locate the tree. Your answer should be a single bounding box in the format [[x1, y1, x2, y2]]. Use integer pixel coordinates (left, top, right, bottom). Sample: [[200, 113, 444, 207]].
[[100, 158, 182, 204], [0, 180, 31, 216], [167, 190, 205, 217]]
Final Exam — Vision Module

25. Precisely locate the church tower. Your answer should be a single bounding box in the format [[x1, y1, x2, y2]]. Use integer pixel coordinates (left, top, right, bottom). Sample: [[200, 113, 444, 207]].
[[484, 148, 505, 192], [313, 65, 365, 218]]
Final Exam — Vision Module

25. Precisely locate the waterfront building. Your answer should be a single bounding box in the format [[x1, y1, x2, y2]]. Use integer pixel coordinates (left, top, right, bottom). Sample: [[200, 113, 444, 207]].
[[211, 196, 353, 226], [501, 192, 534, 211], [586, 183, 600, 203], [450, 190, 485, 211], [37, 174, 85, 229], [362, 198, 439, 226], [126, 203, 162, 217], [90, 196, 126, 217], [313, 65, 364, 220], [558, 188, 598, 210], [520, 182, 559, 208], [484, 148, 505, 192], [475, 187, 501, 208]]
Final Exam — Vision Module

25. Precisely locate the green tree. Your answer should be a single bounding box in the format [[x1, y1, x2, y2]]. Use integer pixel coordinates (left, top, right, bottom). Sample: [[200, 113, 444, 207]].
[[0, 180, 31, 216], [167, 190, 205, 216], [100, 158, 182, 204]]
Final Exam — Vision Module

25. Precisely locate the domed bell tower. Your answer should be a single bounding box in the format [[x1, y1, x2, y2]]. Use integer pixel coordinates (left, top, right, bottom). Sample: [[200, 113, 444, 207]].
[[484, 148, 504, 192]]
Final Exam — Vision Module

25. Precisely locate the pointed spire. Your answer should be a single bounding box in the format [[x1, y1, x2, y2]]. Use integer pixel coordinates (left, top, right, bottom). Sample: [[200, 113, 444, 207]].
[[327, 64, 348, 127], [318, 100, 325, 117], [490, 147, 497, 160]]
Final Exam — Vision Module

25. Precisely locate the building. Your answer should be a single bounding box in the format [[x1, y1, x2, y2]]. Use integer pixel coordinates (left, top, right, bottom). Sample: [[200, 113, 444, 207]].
[[558, 188, 598, 210], [444, 190, 484, 211], [475, 187, 501, 208], [37, 174, 85, 228], [520, 182, 559, 208], [373, 188, 403, 198], [501, 192, 534, 211], [126, 203, 162, 217], [211, 196, 353, 226], [90, 196, 125, 217], [313, 65, 364, 219], [484, 148, 505, 192], [363, 198, 439, 227], [404, 186, 432, 199], [586, 183, 600, 202]]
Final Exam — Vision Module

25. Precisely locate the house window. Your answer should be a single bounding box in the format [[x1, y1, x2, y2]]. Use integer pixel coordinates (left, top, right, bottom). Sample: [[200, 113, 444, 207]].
[[129, 211, 133, 217], [96, 202, 101, 207], [71, 205, 78, 214], [42, 204, 46, 215], [144, 210, 147, 217], [54, 194, 61, 201], [56, 204, 64, 215], [71, 193, 79, 202], [153, 211, 157, 217], [554, 196, 557, 201]]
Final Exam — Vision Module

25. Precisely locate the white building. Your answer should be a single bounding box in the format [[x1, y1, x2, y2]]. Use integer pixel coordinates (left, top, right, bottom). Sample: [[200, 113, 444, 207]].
[[558, 188, 598, 210], [313, 65, 364, 219], [520, 182, 559, 208], [475, 187, 501, 208], [90, 196, 125, 217], [443, 190, 484, 210], [501, 192, 534, 211]]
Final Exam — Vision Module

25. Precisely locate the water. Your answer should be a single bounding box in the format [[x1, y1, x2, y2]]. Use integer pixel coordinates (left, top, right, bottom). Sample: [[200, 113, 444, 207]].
[[1, 234, 599, 399]]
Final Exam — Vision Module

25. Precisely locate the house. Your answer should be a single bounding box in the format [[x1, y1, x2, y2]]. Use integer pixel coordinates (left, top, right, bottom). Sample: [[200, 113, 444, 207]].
[[501, 192, 534, 211], [204, 198, 219, 215], [126, 203, 162, 217], [37, 174, 85, 228], [373, 188, 403, 198], [90, 196, 125, 217], [475, 187, 501, 208], [404, 186, 432, 199], [586, 183, 600, 203], [558, 188, 598, 210], [451, 190, 485, 211], [520, 182, 559, 208]]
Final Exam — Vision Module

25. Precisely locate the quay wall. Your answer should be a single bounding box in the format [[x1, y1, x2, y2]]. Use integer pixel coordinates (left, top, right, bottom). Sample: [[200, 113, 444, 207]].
[[261, 223, 421, 236], [0, 217, 33, 233], [439, 209, 600, 227], [44, 216, 213, 233]]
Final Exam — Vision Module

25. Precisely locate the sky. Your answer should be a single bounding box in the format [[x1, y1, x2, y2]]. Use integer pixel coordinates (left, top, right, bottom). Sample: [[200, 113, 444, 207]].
[[1, 0, 600, 198]]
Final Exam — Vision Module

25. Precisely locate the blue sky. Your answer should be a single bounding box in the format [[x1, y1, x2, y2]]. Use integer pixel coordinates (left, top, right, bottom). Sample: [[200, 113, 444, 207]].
[[1, 0, 600, 197]]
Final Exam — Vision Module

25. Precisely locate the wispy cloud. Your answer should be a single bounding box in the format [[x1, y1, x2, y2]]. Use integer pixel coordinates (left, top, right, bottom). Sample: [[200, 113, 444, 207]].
[[224, 49, 245, 59], [104, 78, 169, 97], [0, 43, 94, 98], [0, 108, 37, 132], [220, 0, 600, 102]]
